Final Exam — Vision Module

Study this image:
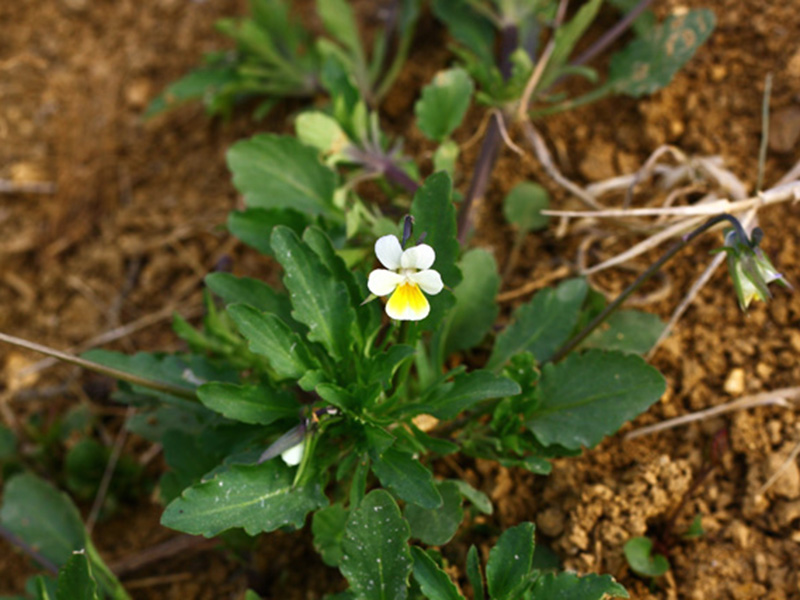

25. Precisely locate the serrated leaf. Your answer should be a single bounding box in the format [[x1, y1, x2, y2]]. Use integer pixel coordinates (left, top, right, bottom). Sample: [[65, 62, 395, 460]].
[[532, 572, 629, 599], [227, 134, 339, 217], [228, 303, 316, 379], [410, 172, 462, 289], [313, 503, 349, 567], [56, 552, 98, 600], [405, 481, 463, 546], [371, 446, 442, 509], [419, 370, 520, 420], [451, 480, 492, 515], [608, 9, 715, 97], [439, 249, 500, 358], [271, 226, 355, 361], [226, 207, 308, 256], [581, 310, 665, 355], [341, 490, 412, 600], [296, 111, 349, 157], [410, 547, 465, 600], [503, 182, 550, 233], [366, 345, 416, 388], [528, 350, 666, 450], [623, 536, 670, 577], [466, 545, 485, 600], [161, 461, 327, 537], [487, 278, 588, 370], [205, 273, 295, 326], [197, 382, 299, 425], [1, 473, 87, 567], [415, 68, 474, 141], [486, 522, 536, 600]]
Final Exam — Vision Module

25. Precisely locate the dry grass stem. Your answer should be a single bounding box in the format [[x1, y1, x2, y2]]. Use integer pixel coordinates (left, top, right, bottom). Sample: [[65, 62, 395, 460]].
[[625, 386, 800, 440], [757, 437, 800, 497], [497, 265, 572, 302]]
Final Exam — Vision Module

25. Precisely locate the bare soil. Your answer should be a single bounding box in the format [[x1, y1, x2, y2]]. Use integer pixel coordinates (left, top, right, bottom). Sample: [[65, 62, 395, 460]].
[[1, 0, 799, 599]]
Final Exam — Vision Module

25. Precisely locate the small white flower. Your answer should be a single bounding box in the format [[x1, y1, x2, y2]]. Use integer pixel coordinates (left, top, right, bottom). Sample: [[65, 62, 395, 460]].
[[367, 234, 444, 321], [280, 441, 305, 466]]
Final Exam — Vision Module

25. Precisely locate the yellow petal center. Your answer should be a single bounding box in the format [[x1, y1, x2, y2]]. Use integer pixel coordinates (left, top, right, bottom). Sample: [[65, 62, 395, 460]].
[[386, 281, 429, 320]]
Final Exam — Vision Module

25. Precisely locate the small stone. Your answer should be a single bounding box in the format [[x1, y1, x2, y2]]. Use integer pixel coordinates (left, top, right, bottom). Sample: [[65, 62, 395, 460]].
[[710, 64, 727, 82], [537, 506, 565, 537], [775, 500, 800, 527], [754, 552, 768, 583], [125, 78, 153, 109], [727, 519, 750, 549], [769, 106, 800, 154], [724, 368, 746, 395], [766, 451, 800, 499], [578, 141, 616, 181]]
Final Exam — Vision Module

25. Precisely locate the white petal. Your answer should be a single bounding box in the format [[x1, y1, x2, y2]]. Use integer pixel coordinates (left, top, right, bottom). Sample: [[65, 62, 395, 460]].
[[400, 244, 435, 270], [368, 269, 405, 296], [281, 441, 304, 466], [409, 269, 443, 295], [375, 235, 403, 270]]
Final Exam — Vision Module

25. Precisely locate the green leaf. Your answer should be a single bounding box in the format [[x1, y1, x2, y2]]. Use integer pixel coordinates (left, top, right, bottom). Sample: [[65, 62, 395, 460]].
[[581, 310, 665, 355], [296, 111, 349, 157], [227, 134, 339, 217], [451, 480, 492, 515], [205, 273, 294, 325], [682, 514, 705, 539], [312, 503, 349, 567], [404, 481, 463, 546], [410, 547, 465, 600], [528, 350, 666, 450], [197, 382, 299, 425], [623, 537, 670, 577], [366, 345, 416, 388], [56, 552, 98, 600], [420, 370, 520, 420], [228, 303, 316, 379], [317, 0, 364, 62], [371, 446, 442, 509], [487, 278, 588, 370], [1, 473, 87, 567], [411, 172, 462, 289], [0, 424, 17, 460], [538, 0, 603, 91], [532, 572, 629, 599], [271, 226, 355, 361], [486, 522, 536, 600], [415, 68, 474, 142], [161, 461, 327, 537], [608, 9, 716, 97], [226, 208, 308, 256], [341, 490, 412, 600], [433, 140, 460, 177], [431, 0, 495, 63], [466, 545, 485, 600], [503, 182, 551, 233], [439, 249, 500, 358], [607, 0, 656, 37], [144, 66, 239, 118]]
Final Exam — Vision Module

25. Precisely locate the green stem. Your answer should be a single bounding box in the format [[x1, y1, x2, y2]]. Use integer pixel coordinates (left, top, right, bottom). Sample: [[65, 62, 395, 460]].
[[547, 213, 748, 363], [0, 331, 197, 401]]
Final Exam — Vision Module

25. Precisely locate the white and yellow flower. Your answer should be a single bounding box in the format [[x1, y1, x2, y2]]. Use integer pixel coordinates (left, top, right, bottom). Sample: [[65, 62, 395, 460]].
[[367, 234, 443, 321]]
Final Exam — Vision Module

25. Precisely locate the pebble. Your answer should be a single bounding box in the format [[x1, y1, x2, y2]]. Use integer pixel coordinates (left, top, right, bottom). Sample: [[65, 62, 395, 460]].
[[769, 106, 800, 153], [537, 506, 565, 537], [766, 451, 800, 499], [724, 368, 746, 395]]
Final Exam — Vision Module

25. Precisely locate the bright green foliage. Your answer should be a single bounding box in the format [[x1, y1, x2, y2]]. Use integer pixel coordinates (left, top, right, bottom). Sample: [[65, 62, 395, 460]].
[[430, 0, 494, 63], [466, 545, 485, 600], [415, 68, 474, 142], [227, 208, 308, 257], [340, 490, 412, 600], [488, 278, 588, 370], [161, 461, 328, 537], [405, 481, 463, 546], [486, 522, 536, 600], [410, 547, 465, 600], [417, 370, 521, 420], [503, 182, 551, 233], [371, 447, 442, 509], [452, 480, 492, 515], [227, 135, 339, 218], [608, 10, 716, 97], [624, 536, 670, 577], [528, 350, 666, 450]]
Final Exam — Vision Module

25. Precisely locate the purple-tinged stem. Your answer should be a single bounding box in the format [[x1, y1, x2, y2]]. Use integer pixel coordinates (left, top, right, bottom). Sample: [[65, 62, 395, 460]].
[[570, 0, 655, 67]]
